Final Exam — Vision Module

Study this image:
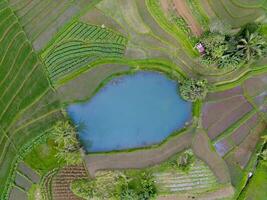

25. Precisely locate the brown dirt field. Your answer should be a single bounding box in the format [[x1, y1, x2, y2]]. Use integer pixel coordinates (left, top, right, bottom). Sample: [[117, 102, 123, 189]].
[[192, 129, 231, 183], [85, 129, 194, 176], [205, 86, 243, 102], [234, 121, 266, 168], [243, 73, 267, 97], [57, 64, 130, 103], [207, 101, 253, 139], [80, 7, 127, 36], [172, 0, 203, 36], [202, 95, 247, 130], [214, 138, 234, 157], [15, 172, 32, 191], [18, 162, 40, 183], [52, 164, 89, 200], [160, 0, 171, 15], [231, 114, 259, 145], [9, 187, 27, 200]]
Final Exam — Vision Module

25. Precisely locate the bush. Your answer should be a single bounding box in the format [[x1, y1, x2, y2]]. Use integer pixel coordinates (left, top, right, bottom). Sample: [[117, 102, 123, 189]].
[[52, 121, 83, 165], [70, 179, 95, 199], [170, 151, 195, 171], [199, 23, 267, 69], [71, 171, 157, 200], [179, 78, 208, 102], [127, 171, 157, 200]]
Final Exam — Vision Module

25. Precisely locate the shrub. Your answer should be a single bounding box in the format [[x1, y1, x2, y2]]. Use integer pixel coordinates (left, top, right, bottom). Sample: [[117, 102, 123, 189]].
[[199, 23, 267, 69], [52, 121, 83, 165], [70, 179, 95, 199], [179, 78, 208, 102], [71, 171, 157, 200]]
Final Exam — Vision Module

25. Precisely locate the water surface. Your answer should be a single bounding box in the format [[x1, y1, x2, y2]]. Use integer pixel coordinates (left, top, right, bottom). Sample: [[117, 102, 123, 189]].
[[68, 71, 192, 152]]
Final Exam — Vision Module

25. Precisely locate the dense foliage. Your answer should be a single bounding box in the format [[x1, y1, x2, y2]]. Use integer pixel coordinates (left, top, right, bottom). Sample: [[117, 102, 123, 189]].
[[52, 121, 83, 165], [70, 171, 157, 200], [179, 78, 208, 102], [169, 151, 195, 171], [200, 23, 267, 69]]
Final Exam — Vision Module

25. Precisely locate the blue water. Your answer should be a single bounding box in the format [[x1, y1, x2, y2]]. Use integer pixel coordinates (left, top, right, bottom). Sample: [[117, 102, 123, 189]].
[[67, 71, 192, 152]]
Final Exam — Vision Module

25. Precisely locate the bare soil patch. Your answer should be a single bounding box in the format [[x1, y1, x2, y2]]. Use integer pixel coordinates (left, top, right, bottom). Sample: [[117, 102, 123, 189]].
[[9, 187, 27, 200], [191, 129, 231, 183], [15, 172, 32, 191], [202, 95, 248, 130], [172, 0, 203, 36], [234, 121, 266, 168], [214, 138, 234, 157], [18, 162, 40, 183], [85, 129, 194, 176], [52, 165, 88, 200], [207, 101, 253, 139], [206, 86, 243, 102]]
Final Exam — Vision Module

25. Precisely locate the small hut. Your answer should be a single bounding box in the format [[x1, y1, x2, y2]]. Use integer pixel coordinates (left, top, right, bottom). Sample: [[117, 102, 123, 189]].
[[196, 43, 205, 54]]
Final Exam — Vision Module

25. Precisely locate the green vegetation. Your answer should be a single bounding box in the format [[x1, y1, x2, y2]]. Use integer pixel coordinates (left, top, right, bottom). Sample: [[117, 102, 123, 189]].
[[200, 23, 267, 69], [71, 171, 157, 200], [28, 184, 41, 200], [239, 161, 267, 200], [24, 137, 64, 175], [43, 22, 127, 85], [179, 78, 208, 102], [170, 150, 195, 171], [1, 0, 267, 199], [52, 121, 83, 165]]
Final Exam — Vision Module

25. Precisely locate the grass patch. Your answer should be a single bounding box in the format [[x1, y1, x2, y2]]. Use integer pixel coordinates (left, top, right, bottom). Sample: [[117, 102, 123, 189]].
[[28, 184, 41, 200], [239, 161, 267, 200], [24, 137, 64, 175]]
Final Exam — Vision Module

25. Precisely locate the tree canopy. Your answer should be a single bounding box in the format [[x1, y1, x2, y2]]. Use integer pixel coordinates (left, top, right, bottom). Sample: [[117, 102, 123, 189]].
[[179, 78, 208, 102], [200, 23, 267, 69], [52, 121, 83, 165]]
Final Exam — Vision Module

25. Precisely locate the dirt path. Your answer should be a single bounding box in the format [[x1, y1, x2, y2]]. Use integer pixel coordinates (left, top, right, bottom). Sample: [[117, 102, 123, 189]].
[[172, 0, 203, 36], [191, 129, 231, 183], [158, 184, 235, 200], [85, 128, 195, 176]]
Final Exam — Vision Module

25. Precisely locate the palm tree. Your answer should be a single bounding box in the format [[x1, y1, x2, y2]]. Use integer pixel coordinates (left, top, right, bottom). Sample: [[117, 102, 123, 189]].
[[237, 30, 267, 61], [52, 121, 83, 165]]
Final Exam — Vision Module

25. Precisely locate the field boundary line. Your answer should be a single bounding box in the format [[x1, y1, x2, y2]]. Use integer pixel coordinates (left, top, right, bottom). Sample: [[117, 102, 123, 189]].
[[9, 109, 60, 134], [0, 50, 35, 98], [212, 109, 257, 144], [0, 38, 27, 86], [0, 61, 40, 121]]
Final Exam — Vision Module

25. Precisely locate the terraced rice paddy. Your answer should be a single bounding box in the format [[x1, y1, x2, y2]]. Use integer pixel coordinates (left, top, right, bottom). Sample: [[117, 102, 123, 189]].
[[43, 21, 127, 84], [0, 0, 266, 199], [154, 160, 219, 193]]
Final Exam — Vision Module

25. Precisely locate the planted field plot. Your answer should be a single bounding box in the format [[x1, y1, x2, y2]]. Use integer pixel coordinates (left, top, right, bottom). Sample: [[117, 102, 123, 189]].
[[154, 160, 219, 193], [43, 22, 127, 85], [8, 0, 98, 51], [9, 187, 27, 200], [40, 169, 59, 200], [95, 0, 202, 77], [207, 0, 266, 28], [232, 0, 267, 10], [243, 73, 267, 120], [0, 1, 62, 198], [202, 74, 267, 191], [51, 165, 88, 200], [202, 94, 253, 140]]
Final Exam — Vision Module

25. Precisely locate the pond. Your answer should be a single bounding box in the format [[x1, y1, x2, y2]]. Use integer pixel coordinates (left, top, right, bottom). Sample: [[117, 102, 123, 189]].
[[67, 71, 192, 152]]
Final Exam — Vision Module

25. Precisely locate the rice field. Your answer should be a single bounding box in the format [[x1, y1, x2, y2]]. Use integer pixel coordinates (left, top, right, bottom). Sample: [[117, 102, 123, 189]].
[[0, 0, 266, 199], [43, 21, 128, 85], [154, 160, 219, 193]]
